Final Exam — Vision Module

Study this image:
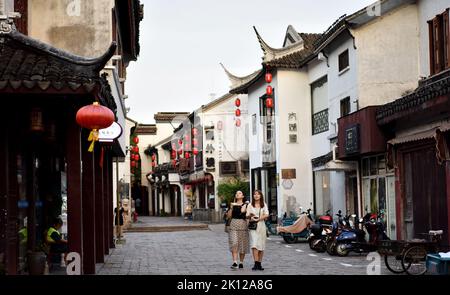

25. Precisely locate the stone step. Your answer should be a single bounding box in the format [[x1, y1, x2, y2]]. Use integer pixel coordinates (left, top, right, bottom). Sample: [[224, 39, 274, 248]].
[[124, 224, 209, 233]]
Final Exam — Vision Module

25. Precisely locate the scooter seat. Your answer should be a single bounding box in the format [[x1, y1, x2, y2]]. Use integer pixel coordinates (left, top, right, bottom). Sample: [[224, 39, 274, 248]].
[[429, 230, 443, 235]]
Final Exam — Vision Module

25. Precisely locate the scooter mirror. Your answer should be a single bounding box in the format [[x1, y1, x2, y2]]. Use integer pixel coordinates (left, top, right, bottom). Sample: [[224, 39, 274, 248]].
[[359, 218, 364, 223]]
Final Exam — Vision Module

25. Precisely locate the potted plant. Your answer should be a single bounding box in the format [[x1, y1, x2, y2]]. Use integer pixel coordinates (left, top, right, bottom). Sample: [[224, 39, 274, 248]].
[[27, 242, 48, 275]]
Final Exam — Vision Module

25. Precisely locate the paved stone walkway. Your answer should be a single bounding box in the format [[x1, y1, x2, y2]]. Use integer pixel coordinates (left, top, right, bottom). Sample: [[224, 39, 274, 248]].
[[97, 217, 392, 275]]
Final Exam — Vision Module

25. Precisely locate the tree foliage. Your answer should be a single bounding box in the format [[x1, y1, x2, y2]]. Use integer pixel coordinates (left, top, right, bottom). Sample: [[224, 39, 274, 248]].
[[217, 177, 250, 206]]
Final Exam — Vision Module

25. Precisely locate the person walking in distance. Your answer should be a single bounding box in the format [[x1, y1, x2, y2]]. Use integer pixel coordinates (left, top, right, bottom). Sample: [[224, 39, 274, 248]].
[[114, 201, 125, 239], [227, 191, 250, 269], [247, 190, 269, 271]]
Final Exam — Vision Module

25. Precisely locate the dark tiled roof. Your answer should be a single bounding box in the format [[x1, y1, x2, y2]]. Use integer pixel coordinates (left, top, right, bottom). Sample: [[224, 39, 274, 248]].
[[265, 33, 322, 69], [313, 15, 348, 49], [154, 112, 190, 123], [135, 124, 157, 135], [376, 69, 450, 124], [311, 152, 333, 168], [0, 28, 116, 91]]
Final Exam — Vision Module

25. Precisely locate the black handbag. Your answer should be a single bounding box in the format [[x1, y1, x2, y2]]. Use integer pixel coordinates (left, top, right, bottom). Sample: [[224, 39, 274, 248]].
[[248, 208, 261, 230], [248, 221, 257, 230]]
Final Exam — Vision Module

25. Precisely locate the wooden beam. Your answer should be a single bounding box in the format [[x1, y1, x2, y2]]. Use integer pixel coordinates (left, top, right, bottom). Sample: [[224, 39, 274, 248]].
[[94, 147, 105, 263], [66, 112, 84, 272], [82, 130, 96, 274]]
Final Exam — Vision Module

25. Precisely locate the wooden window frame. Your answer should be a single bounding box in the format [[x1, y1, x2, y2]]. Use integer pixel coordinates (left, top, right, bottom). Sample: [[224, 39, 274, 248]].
[[338, 49, 349, 73], [428, 9, 450, 75]]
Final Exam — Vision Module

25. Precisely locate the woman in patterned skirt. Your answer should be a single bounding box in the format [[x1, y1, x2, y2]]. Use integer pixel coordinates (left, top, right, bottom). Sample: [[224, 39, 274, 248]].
[[227, 190, 250, 269]]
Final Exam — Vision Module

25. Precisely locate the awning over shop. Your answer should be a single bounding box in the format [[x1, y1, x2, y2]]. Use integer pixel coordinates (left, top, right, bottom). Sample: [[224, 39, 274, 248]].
[[388, 119, 450, 146]]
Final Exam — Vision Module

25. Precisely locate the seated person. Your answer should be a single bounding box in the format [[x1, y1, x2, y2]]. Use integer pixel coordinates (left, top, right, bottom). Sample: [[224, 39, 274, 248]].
[[46, 217, 68, 266]]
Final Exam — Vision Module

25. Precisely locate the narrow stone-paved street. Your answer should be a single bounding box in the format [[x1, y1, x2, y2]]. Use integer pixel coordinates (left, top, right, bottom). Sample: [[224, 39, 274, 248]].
[[97, 217, 391, 275]]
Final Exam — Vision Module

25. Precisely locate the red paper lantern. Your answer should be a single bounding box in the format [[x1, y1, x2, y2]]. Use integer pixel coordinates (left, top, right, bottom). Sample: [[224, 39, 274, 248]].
[[76, 102, 115, 130], [133, 146, 139, 153], [134, 154, 140, 161], [235, 109, 241, 117], [185, 152, 190, 159], [178, 149, 183, 155], [193, 148, 199, 155], [184, 134, 190, 142], [131, 161, 136, 167], [178, 139, 183, 145], [133, 137, 139, 144], [266, 98, 274, 108], [192, 138, 199, 146], [171, 150, 177, 159], [266, 86, 273, 96], [236, 119, 241, 127], [151, 154, 156, 161], [76, 101, 115, 152], [235, 98, 241, 107], [265, 73, 272, 83]]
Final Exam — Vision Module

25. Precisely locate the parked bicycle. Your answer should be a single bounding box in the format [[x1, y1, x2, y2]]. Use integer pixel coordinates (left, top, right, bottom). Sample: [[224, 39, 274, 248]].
[[379, 230, 449, 275]]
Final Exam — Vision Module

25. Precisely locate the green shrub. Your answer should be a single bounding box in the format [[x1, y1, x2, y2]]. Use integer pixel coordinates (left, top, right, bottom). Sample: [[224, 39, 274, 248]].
[[217, 177, 250, 206]]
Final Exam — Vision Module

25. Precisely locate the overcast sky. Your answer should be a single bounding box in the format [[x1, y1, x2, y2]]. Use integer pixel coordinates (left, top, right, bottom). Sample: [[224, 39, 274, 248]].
[[126, 0, 376, 124]]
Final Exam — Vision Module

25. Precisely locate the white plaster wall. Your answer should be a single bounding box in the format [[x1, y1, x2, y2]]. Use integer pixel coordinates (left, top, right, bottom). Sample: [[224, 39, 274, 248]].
[[276, 69, 314, 214], [330, 171, 346, 214], [200, 93, 249, 211], [352, 3, 420, 107], [418, 0, 450, 77], [248, 75, 278, 170]]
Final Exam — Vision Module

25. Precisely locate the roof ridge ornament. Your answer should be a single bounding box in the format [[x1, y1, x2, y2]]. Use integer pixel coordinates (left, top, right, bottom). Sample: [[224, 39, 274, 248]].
[[220, 62, 262, 89], [253, 26, 305, 64]]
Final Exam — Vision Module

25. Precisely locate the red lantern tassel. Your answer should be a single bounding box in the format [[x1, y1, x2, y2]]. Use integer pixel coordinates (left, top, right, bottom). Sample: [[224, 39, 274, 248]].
[[87, 130, 99, 152]]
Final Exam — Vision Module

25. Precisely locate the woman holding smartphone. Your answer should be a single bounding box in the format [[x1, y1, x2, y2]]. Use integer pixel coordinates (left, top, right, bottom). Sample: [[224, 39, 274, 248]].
[[246, 190, 269, 270], [227, 190, 250, 269]]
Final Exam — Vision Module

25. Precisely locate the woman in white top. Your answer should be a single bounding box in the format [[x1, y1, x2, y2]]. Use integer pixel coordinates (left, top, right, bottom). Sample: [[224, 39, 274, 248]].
[[246, 190, 269, 271]]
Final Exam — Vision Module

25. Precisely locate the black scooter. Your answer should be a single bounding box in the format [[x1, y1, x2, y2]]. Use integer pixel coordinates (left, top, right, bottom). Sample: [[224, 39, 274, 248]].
[[308, 210, 333, 252]]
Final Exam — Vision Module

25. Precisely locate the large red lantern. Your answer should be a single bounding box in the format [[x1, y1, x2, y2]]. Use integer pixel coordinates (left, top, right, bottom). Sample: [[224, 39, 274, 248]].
[[193, 148, 199, 156], [131, 161, 136, 167], [133, 136, 139, 144], [76, 101, 115, 152], [235, 109, 241, 117], [235, 98, 241, 107], [133, 146, 139, 153], [266, 86, 273, 96], [236, 118, 241, 127], [266, 98, 274, 108], [134, 154, 140, 161], [185, 152, 191, 159], [178, 149, 183, 155], [265, 73, 272, 83], [171, 150, 177, 159]]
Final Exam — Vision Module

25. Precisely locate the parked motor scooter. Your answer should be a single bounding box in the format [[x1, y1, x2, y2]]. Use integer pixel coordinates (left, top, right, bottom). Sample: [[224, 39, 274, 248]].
[[308, 210, 333, 252], [278, 208, 314, 244], [334, 212, 389, 257], [326, 211, 357, 256]]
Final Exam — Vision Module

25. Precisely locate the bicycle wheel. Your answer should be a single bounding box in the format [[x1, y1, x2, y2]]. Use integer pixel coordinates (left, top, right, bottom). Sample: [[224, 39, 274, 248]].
[[384, 255, 405, 274], [402, 246, 427, 275]]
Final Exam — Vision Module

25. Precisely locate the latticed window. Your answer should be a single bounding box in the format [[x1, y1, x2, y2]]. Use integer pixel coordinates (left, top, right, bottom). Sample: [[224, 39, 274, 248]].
[[311, 76, 329, 135], [312, 109, 329, 135]]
